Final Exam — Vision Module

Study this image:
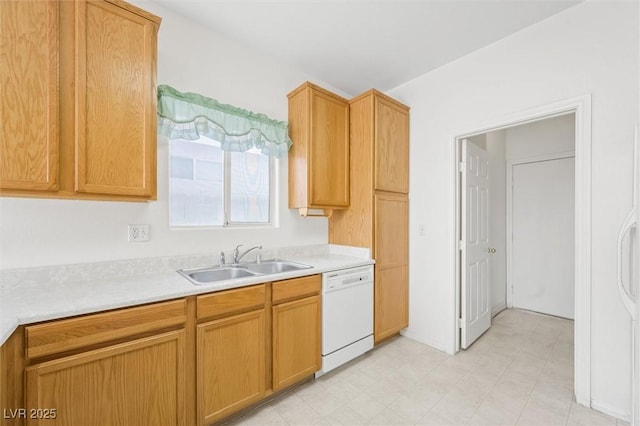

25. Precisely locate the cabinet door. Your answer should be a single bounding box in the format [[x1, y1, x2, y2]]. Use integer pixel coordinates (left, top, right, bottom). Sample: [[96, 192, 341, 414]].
[[375, 193, 408, 265], [272, 295, 321, 390], [197, 309, 266, 425], [375, 265, 409, 343], [25, 330, 186, 426], [75, 0, 157, 197], [309, 89, 349, 207], [374, 193, 409, 342], [375, 97, 409, 193], [0, 0, 58, 191]]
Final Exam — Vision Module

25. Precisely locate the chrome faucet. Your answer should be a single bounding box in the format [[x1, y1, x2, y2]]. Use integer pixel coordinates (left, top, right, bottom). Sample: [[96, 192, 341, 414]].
[[232, 244, 262, 264]]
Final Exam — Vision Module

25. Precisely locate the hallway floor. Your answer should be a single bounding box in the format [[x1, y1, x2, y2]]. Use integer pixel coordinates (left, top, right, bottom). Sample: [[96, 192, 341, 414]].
[[228, 309, 627, 425]]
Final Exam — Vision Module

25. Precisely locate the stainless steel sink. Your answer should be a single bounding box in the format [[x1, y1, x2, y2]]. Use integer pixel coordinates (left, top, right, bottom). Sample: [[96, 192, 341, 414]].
[[244, 259, 313, 274], [178, 266, 258, 285], [177, 259, 313, 285]]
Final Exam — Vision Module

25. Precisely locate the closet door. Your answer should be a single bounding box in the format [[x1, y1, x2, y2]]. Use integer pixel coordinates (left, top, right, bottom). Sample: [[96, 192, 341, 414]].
[[511, 157, 575, 319]]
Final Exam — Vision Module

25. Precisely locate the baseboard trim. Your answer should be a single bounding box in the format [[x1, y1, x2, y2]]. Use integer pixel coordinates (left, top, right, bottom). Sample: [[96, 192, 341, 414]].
[[492, 303, 507, 317], [400, 330, 449, 354], [590, 399, 630, 422]]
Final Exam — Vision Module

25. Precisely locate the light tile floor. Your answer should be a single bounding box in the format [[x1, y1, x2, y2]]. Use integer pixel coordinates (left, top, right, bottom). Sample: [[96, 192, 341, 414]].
[[227, 309, 628, 426]]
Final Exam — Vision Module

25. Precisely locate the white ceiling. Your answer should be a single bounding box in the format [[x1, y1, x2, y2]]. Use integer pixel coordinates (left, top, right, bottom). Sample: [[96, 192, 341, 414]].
[[153, 0, 582, 96]]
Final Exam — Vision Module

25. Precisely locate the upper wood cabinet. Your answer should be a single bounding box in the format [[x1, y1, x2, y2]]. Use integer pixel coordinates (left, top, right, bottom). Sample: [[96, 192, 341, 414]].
[[0, 0, 59, 192], [288, 82, 350, 216], [375, 96, 410, 193], [0, 0, 160, 201], [75, 0, 158, 197]]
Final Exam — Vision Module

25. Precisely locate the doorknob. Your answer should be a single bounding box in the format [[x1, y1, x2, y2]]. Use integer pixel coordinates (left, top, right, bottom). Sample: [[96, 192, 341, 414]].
[[488, 248, 496, 254]]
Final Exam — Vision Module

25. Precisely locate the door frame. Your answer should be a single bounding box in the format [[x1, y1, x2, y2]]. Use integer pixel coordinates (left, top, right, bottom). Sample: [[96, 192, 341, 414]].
[[453, 94, 592, 406], [506, 151, 576, 311]]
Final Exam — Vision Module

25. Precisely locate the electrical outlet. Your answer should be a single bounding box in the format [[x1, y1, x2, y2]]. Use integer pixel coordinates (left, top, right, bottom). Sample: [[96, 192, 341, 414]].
[[418, 224, 425, 236], [128, 224, 150, 242]]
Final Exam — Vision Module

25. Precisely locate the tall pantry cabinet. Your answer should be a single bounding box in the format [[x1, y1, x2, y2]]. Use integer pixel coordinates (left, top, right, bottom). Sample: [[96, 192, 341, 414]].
[[329, 90, 410, 343]]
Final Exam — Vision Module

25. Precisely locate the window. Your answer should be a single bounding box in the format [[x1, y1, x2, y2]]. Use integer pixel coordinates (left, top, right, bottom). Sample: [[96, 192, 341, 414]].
[[158, 85, 290, 227], [169, 136, 272, 227]]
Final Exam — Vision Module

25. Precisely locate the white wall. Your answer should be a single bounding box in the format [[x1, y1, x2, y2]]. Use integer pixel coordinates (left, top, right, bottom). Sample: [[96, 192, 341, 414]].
[[0, 2, 348, 270], [390, 1, 637, 418], [506, 113, 576, 160], [467, 133, 486, 150]]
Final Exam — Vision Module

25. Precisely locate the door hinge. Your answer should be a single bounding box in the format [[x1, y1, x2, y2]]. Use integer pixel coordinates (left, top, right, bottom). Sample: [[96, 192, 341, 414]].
[[458, 240, 465, 250], [458, 318, 463, 328], [458, 162, 465, 173]]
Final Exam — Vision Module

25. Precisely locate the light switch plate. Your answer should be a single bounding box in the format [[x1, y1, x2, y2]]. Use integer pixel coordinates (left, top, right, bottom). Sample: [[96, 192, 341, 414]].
[[128, 224, 150, 242]]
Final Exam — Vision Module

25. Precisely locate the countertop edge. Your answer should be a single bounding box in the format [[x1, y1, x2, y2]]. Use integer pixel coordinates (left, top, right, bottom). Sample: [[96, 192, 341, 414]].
[[0, 255, 374, 346]]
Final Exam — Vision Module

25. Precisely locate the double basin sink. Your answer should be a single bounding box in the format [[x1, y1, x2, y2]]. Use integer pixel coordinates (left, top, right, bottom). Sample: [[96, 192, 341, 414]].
[[178, 259, 313, 285]]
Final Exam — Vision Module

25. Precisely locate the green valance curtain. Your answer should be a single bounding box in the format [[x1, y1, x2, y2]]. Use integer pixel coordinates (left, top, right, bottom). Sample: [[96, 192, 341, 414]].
[[157, 85, 292, 157]]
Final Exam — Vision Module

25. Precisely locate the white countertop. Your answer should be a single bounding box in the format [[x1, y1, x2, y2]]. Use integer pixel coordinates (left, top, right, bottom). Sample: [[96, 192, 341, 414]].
[[0, 248, 373, 346]]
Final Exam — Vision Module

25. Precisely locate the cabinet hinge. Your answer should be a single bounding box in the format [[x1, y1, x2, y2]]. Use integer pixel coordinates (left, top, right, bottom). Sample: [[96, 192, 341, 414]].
[[458, 240, 465, 250], [458, 162, 465, 173], [458, 318, 463, 328]]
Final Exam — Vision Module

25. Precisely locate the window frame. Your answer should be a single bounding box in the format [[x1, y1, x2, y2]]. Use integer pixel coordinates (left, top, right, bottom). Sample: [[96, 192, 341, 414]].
[[168, 138, 276, 229]]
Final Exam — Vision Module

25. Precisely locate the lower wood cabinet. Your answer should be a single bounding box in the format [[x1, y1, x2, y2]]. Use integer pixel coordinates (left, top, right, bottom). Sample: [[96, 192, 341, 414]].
[[374, 265, 409, 342], [197, 307, 266, 424], [17, 298, 190, 426], [272, 294, 321, 390], [271, 275, 321, 391], [25, 330, 186, 426], [374, 192, 409, 343], [1, 277, 323, 426]]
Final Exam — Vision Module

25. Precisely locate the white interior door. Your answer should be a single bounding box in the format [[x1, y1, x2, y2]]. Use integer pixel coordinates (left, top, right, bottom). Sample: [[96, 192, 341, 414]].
[[629, 125, 639, 426], [511, 157, 575, 319], [616, 126, 639, 425], [461, 139, 491, 349]]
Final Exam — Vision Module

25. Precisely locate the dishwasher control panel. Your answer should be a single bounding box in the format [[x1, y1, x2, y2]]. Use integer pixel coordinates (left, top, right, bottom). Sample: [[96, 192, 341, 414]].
[[323, 266, 374, 292]]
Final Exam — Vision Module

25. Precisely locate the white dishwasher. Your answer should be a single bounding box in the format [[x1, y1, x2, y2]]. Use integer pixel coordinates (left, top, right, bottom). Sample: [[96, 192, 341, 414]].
[[317, 265, 374, 377]]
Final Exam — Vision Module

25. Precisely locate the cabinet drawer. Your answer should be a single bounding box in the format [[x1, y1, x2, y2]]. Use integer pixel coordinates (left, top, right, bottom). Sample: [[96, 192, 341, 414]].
[[197, 284, 266, 321], [272, 275, 321, 305], [25, 299, 187, 360]]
